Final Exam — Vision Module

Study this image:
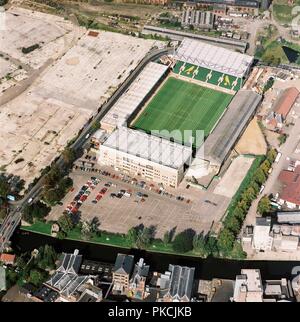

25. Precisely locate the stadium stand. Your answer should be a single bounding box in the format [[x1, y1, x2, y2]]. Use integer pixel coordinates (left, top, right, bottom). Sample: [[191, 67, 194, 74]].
[[101, 62, 168, 133], [200, 90, 262, 167], [173, 38, 253, 92]]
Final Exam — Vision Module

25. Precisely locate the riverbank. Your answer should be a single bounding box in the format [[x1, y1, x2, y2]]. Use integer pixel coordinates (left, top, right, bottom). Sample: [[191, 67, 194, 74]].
[[20, 222, 202, 258], [11, 229, 300, 281]]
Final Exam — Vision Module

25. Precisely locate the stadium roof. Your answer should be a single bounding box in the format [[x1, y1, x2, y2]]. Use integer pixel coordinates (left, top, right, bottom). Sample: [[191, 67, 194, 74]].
[[101, 62, 168, 130], [102, 127, 192, 170], [201, 90, 262, 166], [175, 38, 253, 78]]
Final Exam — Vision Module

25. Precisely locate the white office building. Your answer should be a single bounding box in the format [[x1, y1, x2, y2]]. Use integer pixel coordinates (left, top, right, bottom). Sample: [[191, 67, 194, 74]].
[[98, 127, 192, 187]]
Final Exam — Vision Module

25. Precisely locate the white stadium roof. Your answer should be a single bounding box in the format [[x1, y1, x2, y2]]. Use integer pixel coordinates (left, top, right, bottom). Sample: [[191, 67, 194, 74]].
[[101, 62, 168, 129], [102, 127, 192, 170], [175, 38, 253, 78]]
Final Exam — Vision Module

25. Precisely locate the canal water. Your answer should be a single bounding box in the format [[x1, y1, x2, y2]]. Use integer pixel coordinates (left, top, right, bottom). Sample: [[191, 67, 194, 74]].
[[282, 46, 300, 64], [11, 229, 300, 281]]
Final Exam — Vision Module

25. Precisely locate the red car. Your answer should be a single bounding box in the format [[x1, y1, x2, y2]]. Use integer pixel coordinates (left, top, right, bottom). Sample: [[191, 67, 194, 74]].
[[80, 195, 87, 202], [100, 188, 107, 194], [96, 194, 102, 201]]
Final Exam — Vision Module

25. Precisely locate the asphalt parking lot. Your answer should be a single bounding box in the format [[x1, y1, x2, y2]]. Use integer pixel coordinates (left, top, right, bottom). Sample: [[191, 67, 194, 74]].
[[48, 169, 230, 238]]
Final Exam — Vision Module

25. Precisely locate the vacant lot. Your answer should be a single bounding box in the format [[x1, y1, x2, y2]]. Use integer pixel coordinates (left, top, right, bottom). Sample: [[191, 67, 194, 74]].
[[0, 27, 157, 186], [235, 117, 267, 155], [214, 156, 255, 198], [132, 77, 232, 145], [0, 7, 77, 69]]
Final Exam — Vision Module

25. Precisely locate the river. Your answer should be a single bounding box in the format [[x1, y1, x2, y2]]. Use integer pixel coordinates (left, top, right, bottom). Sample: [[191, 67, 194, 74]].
[[11, 229, 300, 281]]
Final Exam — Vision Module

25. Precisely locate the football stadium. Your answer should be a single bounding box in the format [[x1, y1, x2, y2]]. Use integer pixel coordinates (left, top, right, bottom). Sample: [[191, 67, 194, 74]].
[[99, 38, 261, 187], [132, 77, 232, 146]]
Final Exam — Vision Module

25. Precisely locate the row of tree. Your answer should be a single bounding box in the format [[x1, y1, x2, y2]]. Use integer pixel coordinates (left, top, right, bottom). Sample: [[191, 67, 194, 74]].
[[42, 164, 73, 206], [217, 150, 277, 257]]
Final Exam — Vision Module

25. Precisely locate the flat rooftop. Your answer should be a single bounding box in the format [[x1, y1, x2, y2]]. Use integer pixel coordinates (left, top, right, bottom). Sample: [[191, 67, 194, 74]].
[[102, 127, 192, 170], [175, 38, 253, 78]]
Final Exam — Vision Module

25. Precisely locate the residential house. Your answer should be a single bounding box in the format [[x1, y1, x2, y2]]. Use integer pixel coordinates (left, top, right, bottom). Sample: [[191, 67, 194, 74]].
[[112, 253, 134, 294], [129, 258, 150, 300], [278, 165, 300, 209], [0, 253, 16, 265]]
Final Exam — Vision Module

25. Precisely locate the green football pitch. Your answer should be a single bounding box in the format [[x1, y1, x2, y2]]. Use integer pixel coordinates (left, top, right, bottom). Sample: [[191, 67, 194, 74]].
[[132, 77, 233, 146]]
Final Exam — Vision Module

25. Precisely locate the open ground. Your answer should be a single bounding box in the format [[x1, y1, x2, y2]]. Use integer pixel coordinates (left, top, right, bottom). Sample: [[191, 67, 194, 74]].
[[0, 11, 158, 185], [132, 77, 232, 145]]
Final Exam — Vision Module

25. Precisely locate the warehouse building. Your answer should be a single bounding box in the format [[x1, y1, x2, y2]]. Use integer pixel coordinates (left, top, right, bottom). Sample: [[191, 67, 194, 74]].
[[101, 62, 168, 133], [181, 10, 215, 29], [188, 0, 260, 15], [98, 127, 192, 187]]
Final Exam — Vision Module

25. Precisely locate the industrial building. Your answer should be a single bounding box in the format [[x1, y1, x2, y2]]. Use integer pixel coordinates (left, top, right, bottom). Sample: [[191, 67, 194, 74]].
[[233, 269, 263, 302], [181, 10, 215, 29], [265, 87, 299, 130], [98, 127, 192, 187], [252, 217, 273, 252], [187, 0, 260, 15], [161, 265, 195, 302]]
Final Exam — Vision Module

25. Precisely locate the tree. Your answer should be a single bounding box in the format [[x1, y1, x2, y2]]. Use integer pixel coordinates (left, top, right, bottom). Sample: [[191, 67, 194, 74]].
[[42, 188, 60, 205], [58, 214, 74, 233], [58, 177, 73, 193], [172, 229, 194, 253], [232, 206, 246, 221], [206, 236, 218, 256], [224, 216, 241, 235], [260, 160, 271, 175], [35, 245, 57, 270], [253, 168, 266, 185], [217, 229, 235, 255], [163, 230, 172, 246], [267, 149, 277, 163], [28, 269, 46, 287], [44, 164, 62, 188], [229, 241, 247, 260], [192, 234, 208, 257], [22, 201, 50, 223], [134, 225, 156, 249], [0, 175, 10, 197], [258, 196, 271, 215], [127, 227, 138, 245], [62, 147, 76, 165]]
